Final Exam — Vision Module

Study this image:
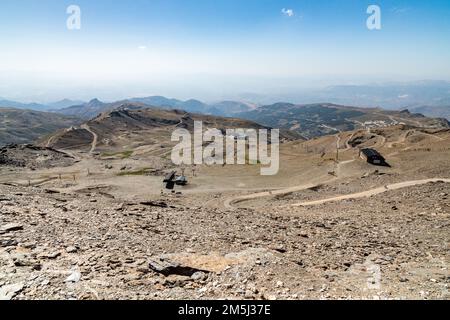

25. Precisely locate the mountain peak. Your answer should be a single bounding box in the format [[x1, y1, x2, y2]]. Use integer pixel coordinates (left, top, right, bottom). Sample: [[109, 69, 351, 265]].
[[88, 98, 103, 105]]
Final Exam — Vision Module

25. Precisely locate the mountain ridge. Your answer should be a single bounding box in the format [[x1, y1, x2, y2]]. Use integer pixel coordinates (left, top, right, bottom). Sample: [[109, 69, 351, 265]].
[[43, 103, 302, 152]]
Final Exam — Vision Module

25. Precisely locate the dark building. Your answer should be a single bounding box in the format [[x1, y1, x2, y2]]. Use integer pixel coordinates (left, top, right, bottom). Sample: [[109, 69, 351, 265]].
[[360, 148, 387, 166]]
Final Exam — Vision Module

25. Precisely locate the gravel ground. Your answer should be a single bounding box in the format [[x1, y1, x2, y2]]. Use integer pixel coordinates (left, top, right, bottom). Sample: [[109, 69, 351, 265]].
[[1, 180, 448, 300]]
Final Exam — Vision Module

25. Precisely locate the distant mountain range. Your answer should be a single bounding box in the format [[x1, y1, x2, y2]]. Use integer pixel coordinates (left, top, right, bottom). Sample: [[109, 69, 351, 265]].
[[316, 81, 450, 110], [53, 97, 259, 120], [238, 80, 450, 111], [0, 99, 49, 111], [43, 93, 450, 123], [54, 98, 109, 119], [47, 99, 85, 109], [0, 98, 84, 111], [129, 97, 257, 116], [1, 80, 450, 120], [0, 96, 259, 119]]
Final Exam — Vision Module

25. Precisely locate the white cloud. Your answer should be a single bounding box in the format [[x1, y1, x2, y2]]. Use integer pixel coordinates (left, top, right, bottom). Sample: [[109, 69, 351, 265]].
[[138, 45, 147, 50], [390, 7, 411, 14], [398, 94, 409, 99], [281, 8, 295, 17]]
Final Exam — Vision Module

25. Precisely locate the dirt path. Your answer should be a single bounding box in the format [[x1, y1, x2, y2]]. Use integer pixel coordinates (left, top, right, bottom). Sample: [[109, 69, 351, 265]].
[[344, 131, 357, 150], [45, 135, 57, 148], [419, 131, 445, 142], [81, 124, 98, 154], [372, 132, 387, 148], [290, 178, 450, 207], [386, 130, 414, 148], [224, 178, 337, 209], [336, 134, 341, 149]]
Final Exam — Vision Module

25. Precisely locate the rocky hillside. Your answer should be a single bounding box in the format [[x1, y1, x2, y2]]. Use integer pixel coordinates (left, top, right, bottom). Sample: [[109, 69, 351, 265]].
[[0, 108, 81, 146], [239, 103, 450, 138], [0, 144, 75, 169]]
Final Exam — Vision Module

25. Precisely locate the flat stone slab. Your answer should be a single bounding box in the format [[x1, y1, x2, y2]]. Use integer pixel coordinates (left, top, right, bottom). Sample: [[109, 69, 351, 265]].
[[0, 223, 23, 234], [0, 283, 24, 300]]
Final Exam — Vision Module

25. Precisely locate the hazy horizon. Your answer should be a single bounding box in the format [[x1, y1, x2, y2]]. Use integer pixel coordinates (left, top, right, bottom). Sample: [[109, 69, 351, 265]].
[[3, 78, 450, 105]]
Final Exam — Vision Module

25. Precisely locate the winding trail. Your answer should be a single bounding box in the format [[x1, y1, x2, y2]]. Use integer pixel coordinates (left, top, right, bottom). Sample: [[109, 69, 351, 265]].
[[224, 178, 337, 209], [81, 124, 98, 154], [289, 178, 450, 207], [345, 131, 357, 150], [370, 131, 387, 148], [224, 133, 357, 209]]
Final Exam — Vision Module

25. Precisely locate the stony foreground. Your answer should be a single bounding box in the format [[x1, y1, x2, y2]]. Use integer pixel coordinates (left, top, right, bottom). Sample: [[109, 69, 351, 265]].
[[0, 182, 448, 300]]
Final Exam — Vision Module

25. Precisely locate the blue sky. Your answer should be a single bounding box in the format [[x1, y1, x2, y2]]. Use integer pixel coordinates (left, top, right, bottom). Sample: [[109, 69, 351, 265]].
[[0, 0, 449, 101]]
